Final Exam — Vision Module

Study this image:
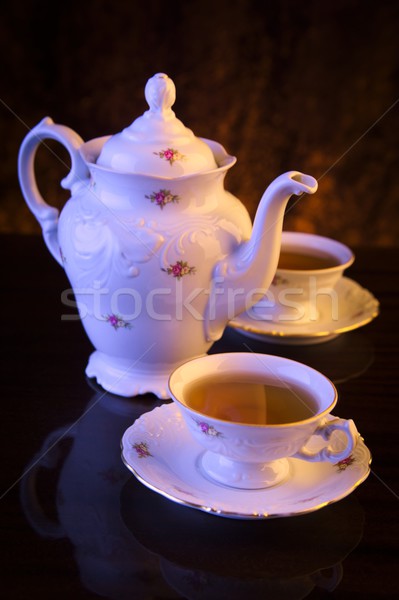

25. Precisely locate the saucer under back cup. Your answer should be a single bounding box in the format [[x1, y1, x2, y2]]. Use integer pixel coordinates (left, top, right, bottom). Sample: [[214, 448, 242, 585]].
[[230, 277, 379, 345]]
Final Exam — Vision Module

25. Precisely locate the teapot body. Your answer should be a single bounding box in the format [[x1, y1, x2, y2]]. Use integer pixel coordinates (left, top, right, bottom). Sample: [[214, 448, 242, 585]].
[[18, 75, 318, 398], [57, 149, 251, 397]]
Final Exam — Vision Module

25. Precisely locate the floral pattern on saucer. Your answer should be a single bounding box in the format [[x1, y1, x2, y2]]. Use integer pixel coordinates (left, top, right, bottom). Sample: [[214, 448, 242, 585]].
[[335, 455, 356, 471], [133, 442, 152, 459], [121, 404, 371, 520]]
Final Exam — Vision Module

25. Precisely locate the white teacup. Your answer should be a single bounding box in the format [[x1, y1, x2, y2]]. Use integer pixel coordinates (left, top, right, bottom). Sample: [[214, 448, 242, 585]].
[[168, 352, 357, 490], [253, 232, 354, 324]]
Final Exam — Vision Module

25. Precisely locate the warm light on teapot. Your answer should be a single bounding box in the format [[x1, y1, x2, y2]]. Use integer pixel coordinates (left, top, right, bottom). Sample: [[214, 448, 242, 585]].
[[97, 73, 218, 176], [18, 73, 317, 398]]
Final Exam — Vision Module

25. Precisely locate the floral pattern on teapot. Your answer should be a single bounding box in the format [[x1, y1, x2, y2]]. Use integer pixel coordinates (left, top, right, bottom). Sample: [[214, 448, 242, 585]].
[[163, 260, 196, 279], [145, 188, 180, 209], [104, 313, 132, 331], [17, 71, 318, 398], [154, 147, 185, 165]]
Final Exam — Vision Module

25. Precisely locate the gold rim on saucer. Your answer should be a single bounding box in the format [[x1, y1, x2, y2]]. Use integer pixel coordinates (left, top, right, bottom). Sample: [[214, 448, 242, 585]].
[[121, 404, 371, 520], [229, 277, 379, 343]]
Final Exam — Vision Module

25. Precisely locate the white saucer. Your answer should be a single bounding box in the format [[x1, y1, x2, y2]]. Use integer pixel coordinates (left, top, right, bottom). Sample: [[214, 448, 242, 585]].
[[229, 277, 379, 345], [121, 404, 371, 520]]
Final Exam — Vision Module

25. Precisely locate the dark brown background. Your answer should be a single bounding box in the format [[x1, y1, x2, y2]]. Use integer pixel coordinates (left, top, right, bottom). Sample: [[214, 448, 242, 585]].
[[2, 0, 399, 246]]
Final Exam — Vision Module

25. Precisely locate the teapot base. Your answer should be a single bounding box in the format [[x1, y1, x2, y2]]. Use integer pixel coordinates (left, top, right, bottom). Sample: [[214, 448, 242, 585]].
[[85, 351, 174, 399]]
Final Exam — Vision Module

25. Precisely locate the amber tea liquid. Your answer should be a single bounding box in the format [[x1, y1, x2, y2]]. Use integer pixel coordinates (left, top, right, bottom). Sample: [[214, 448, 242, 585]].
[[185, 375, 319, 425], [277, 251, 339, 271]]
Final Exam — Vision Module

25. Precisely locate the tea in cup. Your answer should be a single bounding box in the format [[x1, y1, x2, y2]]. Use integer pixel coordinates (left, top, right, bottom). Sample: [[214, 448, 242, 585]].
[[253, 232, 354, 324], [168, 352, 357, 489]]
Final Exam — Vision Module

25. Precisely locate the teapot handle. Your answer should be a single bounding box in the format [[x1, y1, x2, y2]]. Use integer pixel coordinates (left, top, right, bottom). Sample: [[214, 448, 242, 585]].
[[18, 117, 90, 266], [19, 425, 76, 539]]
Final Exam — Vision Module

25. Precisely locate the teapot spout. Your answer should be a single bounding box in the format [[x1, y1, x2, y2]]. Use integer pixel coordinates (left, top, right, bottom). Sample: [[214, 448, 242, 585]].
[[205, 171, 318, 341]]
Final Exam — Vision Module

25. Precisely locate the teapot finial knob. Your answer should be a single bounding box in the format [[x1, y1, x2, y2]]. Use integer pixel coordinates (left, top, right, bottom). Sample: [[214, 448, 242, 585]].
[[145, 73, 176, 119]]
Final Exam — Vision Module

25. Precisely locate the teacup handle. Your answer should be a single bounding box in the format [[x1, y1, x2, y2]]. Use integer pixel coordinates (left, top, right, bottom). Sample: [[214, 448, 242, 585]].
[[312, 562, 344, 592], [294, 418, 357, 463]]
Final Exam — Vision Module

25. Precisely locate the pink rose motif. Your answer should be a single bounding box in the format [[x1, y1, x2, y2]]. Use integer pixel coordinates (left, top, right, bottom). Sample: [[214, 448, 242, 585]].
[[154, 147, 185, 165], [163, 260, 196, 280], [172, 263, 182, 277], [194, 419, 223, 437], [133, 442, 152, 458], [163, 149, 174, 161], [104, 313, 132, 330], [145, 188, 179, 209], [334, 455, 355, 471]]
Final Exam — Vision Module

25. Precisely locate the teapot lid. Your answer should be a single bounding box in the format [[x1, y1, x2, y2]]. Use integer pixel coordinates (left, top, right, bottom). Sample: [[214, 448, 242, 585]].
[[96, 73, 218, 176]]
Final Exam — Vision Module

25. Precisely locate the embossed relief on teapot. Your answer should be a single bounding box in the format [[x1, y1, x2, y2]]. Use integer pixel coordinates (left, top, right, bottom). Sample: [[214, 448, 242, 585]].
[[18, 72, 318, 397], [58, 192, 164, 287], [60, 191, 244, 291]]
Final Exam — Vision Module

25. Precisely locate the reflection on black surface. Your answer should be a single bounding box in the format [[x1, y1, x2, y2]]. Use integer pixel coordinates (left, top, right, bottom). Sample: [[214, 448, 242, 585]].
[[213, 328, 374, 384], [121, 479, 365, 600], [20, 374, 365, 600], [20, 384, 177, 599]]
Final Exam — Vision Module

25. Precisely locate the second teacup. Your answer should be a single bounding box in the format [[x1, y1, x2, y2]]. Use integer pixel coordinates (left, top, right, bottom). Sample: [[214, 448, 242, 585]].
[[168, 352, 358, 490], [252, 231, 354, 324]]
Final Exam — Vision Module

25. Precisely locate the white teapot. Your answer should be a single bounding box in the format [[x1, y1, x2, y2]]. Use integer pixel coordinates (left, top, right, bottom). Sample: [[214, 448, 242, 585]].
[[18, 73, 317, 397]]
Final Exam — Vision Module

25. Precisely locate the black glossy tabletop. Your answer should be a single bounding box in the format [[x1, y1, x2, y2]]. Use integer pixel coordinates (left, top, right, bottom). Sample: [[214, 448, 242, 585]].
[[1, 235, 398, 599]]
